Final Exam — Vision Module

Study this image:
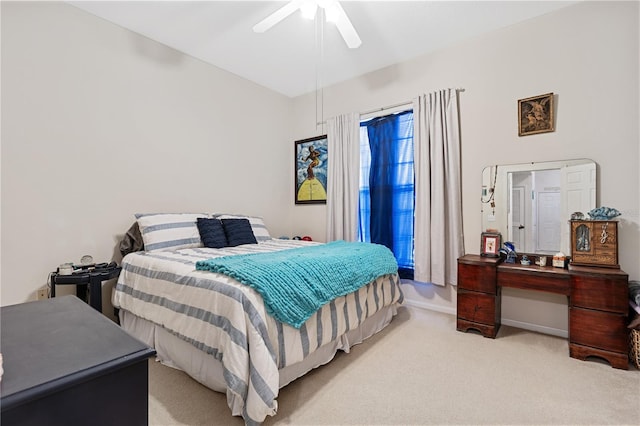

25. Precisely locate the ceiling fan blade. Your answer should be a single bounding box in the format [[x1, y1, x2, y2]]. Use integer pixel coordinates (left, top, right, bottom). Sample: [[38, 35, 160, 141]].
[[253, 0, 302, 33], [331, 2, 361, 48]]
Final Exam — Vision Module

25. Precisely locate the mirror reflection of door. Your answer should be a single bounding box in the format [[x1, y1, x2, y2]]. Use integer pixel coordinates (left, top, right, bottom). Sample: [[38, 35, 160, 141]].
[[509, 171, 532, 252], [561, 163, 597, 254], [509, 169, 560, 253], [537, 191, 561, 253], [509, 185, 526, 251]]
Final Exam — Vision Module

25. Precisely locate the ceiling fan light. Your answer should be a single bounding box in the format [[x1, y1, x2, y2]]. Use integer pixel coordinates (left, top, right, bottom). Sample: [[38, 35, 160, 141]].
[[325, 3, 340, 23], [300, 1, 318, 20], [253, 0, 360, 48]]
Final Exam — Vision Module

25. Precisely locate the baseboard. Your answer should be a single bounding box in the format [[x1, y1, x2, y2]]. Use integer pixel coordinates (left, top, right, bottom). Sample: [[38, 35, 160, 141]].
[[402, 299, 456, 316], [404, 300, 569, 338], [500, 318, 568, 338]]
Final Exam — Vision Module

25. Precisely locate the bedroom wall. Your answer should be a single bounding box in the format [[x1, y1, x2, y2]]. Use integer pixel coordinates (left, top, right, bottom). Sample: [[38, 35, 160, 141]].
[[290, 1, 640, 336], [0, 2, 293, 307]]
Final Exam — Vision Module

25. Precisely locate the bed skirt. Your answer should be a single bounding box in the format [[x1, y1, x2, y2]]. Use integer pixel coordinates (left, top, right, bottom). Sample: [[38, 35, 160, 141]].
[[120, 303, 399, 417]]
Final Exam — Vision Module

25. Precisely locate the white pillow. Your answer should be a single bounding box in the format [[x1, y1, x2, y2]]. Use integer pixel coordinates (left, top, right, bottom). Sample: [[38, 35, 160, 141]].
[[136, 213, 207, 252], [215, 214, 272, 242]]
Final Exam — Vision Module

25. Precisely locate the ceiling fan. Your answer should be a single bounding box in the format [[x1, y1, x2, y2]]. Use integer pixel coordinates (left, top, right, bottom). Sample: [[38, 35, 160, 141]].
[[253, 0, 362, 49]]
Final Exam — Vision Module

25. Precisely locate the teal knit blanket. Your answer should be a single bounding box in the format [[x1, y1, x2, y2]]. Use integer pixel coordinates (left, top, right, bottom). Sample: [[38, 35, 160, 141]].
[[195, 241, 398, 328]]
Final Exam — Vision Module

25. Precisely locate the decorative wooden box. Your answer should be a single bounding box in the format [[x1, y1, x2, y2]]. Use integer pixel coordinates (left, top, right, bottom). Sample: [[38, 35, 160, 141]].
[[570, 220, 619, 268]]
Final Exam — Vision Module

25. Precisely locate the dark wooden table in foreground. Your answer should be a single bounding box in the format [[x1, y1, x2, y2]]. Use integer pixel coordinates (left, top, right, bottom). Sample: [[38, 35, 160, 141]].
[[1, 295, 156, 426]]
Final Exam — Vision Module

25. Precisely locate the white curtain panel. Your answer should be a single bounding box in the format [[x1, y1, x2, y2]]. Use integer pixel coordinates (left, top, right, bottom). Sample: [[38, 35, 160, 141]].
[[413, 89, 464, 286], [326, 112, 360, 242]]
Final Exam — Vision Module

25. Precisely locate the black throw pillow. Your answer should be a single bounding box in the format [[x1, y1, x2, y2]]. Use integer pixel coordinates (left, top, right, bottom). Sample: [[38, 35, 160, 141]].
[[197, 218, 227, 249], [222, 218, 258, 247]]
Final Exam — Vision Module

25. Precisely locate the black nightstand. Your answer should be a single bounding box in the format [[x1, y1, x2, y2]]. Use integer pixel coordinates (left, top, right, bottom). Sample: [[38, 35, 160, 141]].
[[51, 266, 122, 312]]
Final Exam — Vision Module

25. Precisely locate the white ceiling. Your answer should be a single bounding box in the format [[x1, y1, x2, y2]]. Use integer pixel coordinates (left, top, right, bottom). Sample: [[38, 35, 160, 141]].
[[68, 1, 579, 98]]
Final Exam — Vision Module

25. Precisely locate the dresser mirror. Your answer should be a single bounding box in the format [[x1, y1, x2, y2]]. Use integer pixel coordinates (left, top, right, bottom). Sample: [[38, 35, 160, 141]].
[[481, 159, 596, 255]]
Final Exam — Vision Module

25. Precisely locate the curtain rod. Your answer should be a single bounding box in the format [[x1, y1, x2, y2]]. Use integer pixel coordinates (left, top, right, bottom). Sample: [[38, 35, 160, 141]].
[[316, 100, 411, 126], [316, 87, 465, 126], [360, 100, 413, 117]]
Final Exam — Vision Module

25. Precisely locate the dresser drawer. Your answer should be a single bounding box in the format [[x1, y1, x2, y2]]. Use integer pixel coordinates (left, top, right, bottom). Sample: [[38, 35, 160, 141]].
[[571, 275, 628, 313], [497, 268, 570, 295], [569, 307, 628, 354], [458, 262, 496, 293], [457, 290, 498, 326]]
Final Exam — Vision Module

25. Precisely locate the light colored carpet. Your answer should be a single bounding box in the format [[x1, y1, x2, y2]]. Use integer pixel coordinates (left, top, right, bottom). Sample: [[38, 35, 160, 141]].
[[148, 306, 639, 425]]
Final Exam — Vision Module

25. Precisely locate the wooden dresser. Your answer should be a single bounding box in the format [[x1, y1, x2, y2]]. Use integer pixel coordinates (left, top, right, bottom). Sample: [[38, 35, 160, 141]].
[[456, 254, 629, 369]]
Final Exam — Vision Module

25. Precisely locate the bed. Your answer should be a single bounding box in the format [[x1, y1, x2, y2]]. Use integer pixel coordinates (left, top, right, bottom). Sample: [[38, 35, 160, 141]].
[[112, 213, 403, 424]]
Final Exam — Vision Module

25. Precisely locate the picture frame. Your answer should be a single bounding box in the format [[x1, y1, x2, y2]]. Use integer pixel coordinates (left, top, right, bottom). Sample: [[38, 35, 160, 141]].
[[480, 232, 502, 257], [295, 135, 328, 204], [518, 92, 555, 136]]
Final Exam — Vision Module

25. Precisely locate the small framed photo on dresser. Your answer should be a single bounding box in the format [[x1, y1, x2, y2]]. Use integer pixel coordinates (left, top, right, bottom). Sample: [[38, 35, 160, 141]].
[[480, 232, 501, 257]]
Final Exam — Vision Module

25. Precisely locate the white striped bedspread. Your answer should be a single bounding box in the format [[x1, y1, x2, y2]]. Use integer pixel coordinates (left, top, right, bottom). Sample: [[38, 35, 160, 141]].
[[112, 238, 403, 425]]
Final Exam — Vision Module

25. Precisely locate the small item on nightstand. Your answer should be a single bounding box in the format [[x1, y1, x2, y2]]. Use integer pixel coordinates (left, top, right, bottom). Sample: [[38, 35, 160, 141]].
[[520, 255, 530, 266], [587, 206, 621, 220], [570, 219, 619, 268], [552, 252, 566, 268], [537, 256, 547, 267], [58, 263, 74, 275], [499, 241, 517, 264]]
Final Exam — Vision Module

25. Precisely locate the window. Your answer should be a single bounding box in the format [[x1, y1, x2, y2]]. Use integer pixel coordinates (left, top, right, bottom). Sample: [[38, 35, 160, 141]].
[[358, 110, 414, 279]]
